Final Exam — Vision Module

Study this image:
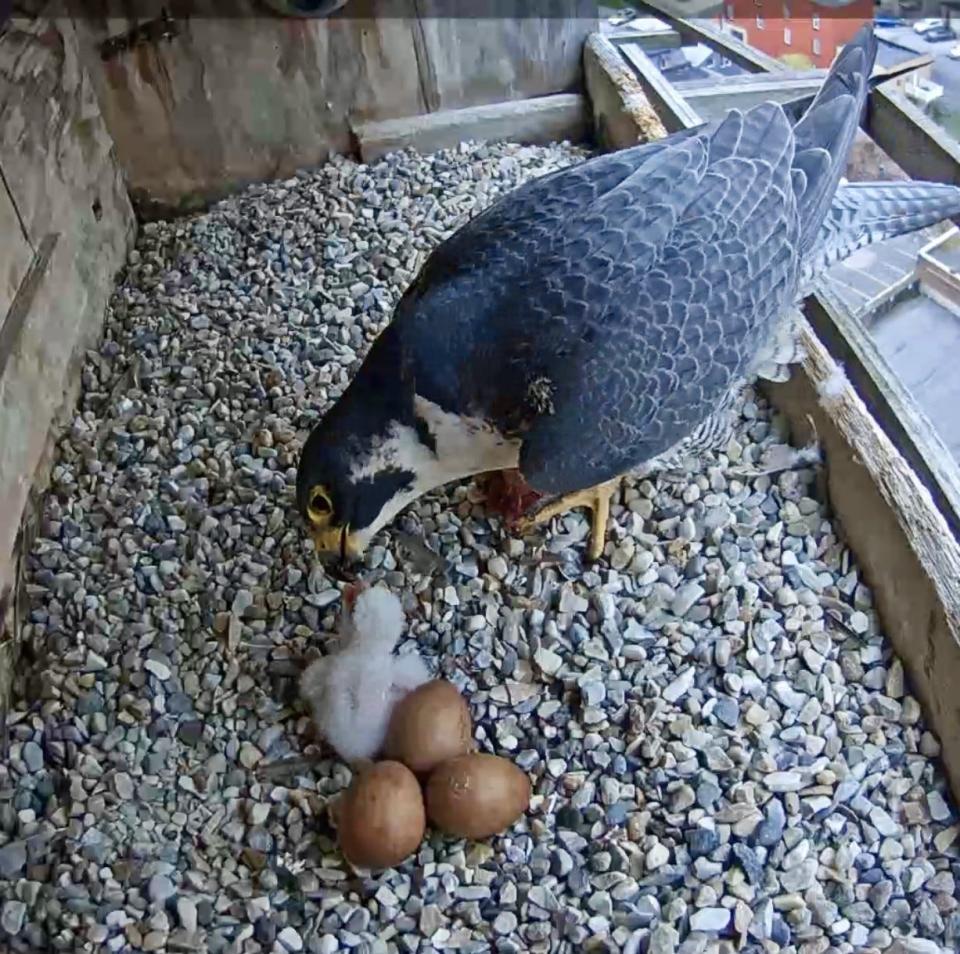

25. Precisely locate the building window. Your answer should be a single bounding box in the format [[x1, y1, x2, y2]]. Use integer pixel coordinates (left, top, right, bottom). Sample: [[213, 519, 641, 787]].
[[813, 36, 822, 55], [812, 14, 821, 29], [756, 14, 765, 28], [727, 2, 734, 17], [728, 24, 748, 41], [784, 26, 792, 44], [783, 1, 791, 16]]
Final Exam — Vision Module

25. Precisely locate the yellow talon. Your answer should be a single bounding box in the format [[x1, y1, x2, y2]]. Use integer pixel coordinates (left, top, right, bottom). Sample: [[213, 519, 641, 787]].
[[516, 478, 620, 561]]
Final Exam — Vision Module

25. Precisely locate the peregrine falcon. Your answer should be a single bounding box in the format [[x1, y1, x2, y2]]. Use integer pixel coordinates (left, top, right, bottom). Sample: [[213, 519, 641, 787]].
[[297, 24, 960, 566]]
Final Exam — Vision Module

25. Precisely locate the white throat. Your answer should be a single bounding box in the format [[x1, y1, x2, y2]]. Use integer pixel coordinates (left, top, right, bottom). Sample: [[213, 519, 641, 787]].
[[348, 395, 521, 543]]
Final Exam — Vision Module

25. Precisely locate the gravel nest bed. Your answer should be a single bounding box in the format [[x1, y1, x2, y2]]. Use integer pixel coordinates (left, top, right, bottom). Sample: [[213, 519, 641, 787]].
[[2, 140, 959, 954]]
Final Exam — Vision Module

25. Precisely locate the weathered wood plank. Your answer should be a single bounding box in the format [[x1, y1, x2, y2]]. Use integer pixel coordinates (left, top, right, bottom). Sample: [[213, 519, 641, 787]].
[[354, 94, 590, 163], [0, 14, 134, 634], [675, 54, 932, 96], [673, 69, 829, 89], [72, 0, 596, 214], [805, 286, 960, 541], [0, 18, 133, 254], [410, 7, 596, 112], [677, 76, 823, 119], [607, 28, 683, 51], [0, 234, 57, 383], [73, 5, 428, 216], [618, 43, 703, 133], [867, 87, 960, 186], [583, 33, 666, 151], [0, 177, 32, 322]]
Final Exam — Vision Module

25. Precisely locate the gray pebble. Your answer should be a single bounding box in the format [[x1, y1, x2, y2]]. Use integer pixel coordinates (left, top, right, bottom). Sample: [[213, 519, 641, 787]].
[[148, 874, 176, 905], [1, 900, 26, 935], [689, 907, 730, 932], [2, 139, 955, 954], [0, 842, 26, 879]]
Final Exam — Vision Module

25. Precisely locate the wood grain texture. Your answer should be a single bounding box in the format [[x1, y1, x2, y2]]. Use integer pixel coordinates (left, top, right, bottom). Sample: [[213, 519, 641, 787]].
[[618, 42, 701, 134], [805, 288, 960, 543], [72, 0, 595, 214], [0, 14, 134, 644], [0, 180, 32, 322], [583, 33, 666, 151], [410, 4, 595, 111], [867, 87, 960, 187]]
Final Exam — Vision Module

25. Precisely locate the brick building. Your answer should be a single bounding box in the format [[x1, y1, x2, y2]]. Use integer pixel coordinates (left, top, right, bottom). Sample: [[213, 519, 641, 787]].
[[718, 0, 873, 69]]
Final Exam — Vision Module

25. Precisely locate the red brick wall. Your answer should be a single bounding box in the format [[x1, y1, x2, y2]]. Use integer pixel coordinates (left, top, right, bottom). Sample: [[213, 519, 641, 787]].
[[718, 0, 872, 68]]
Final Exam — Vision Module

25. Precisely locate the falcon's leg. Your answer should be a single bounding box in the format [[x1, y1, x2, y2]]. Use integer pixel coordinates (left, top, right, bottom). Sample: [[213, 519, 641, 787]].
[[516, 478, 620, 562]]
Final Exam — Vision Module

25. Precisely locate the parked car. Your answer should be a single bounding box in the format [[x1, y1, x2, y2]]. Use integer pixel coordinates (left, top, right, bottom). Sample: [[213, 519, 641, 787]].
[[914, 17, 944, 33], [874, 14, 905, 27], [949, 42, 960, 58], [922, 24, 957, 41]]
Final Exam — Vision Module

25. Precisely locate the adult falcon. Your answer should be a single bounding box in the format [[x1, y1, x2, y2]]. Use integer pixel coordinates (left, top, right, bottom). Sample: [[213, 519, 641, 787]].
[[297, 24, 960, 567]]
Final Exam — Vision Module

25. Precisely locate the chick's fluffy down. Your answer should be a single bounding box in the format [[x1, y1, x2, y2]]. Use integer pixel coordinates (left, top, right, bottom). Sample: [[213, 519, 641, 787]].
[[344, 585, 406, 652], [300, 586, 429, 762], [301, 650, 429, 762]]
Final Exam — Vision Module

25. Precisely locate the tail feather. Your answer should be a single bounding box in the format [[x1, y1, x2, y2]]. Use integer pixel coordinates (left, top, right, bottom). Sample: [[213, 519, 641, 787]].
[[792, 24, 877, 258], [801, 181, 960, 289], [779, 53, 930, 125]]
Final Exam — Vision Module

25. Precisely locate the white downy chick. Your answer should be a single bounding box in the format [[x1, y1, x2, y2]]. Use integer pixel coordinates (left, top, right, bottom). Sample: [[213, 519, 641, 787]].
[[300, 583, 429, 763]]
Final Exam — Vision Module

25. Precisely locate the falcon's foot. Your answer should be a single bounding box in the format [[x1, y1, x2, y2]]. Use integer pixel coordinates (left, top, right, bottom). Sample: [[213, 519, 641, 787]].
[[516, 478, 620, 562]]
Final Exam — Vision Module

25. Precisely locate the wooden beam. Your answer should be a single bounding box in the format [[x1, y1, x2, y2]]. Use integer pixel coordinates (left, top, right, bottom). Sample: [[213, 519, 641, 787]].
[[618, 43, 703, 133], [877, 52, 935, 80], [678, 76, 823, 119], [607, 28, 683, 51], [867, 87, 960, 186], [805, 285, 960, 542], [352, 94, 590, 163], [630, 0, 784, 72], [672, 69, 829, 90], [583, 33, 667, 151]]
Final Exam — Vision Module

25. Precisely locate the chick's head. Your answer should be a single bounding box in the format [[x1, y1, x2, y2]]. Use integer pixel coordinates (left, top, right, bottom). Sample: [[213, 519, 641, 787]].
[[348, 585, 406, 653]]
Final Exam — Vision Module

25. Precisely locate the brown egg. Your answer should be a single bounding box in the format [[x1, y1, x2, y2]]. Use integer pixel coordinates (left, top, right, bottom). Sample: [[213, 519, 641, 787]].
[[426, 753, 531, 840], [385, 680, 473, 774], [336, 761, 425, 869]]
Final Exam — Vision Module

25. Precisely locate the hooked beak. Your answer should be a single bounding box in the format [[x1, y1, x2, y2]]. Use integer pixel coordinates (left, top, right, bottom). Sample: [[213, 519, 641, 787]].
[[309, 524, 366, 580]]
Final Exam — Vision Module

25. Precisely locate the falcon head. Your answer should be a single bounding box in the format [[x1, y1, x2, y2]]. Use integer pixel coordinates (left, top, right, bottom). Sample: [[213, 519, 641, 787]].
[[295, 417, 419, 566], [295, 326, 427, 566]]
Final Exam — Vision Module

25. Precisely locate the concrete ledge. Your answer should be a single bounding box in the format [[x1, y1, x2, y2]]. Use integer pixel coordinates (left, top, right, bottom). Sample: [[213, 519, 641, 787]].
[[353, 94, 590, 163]]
